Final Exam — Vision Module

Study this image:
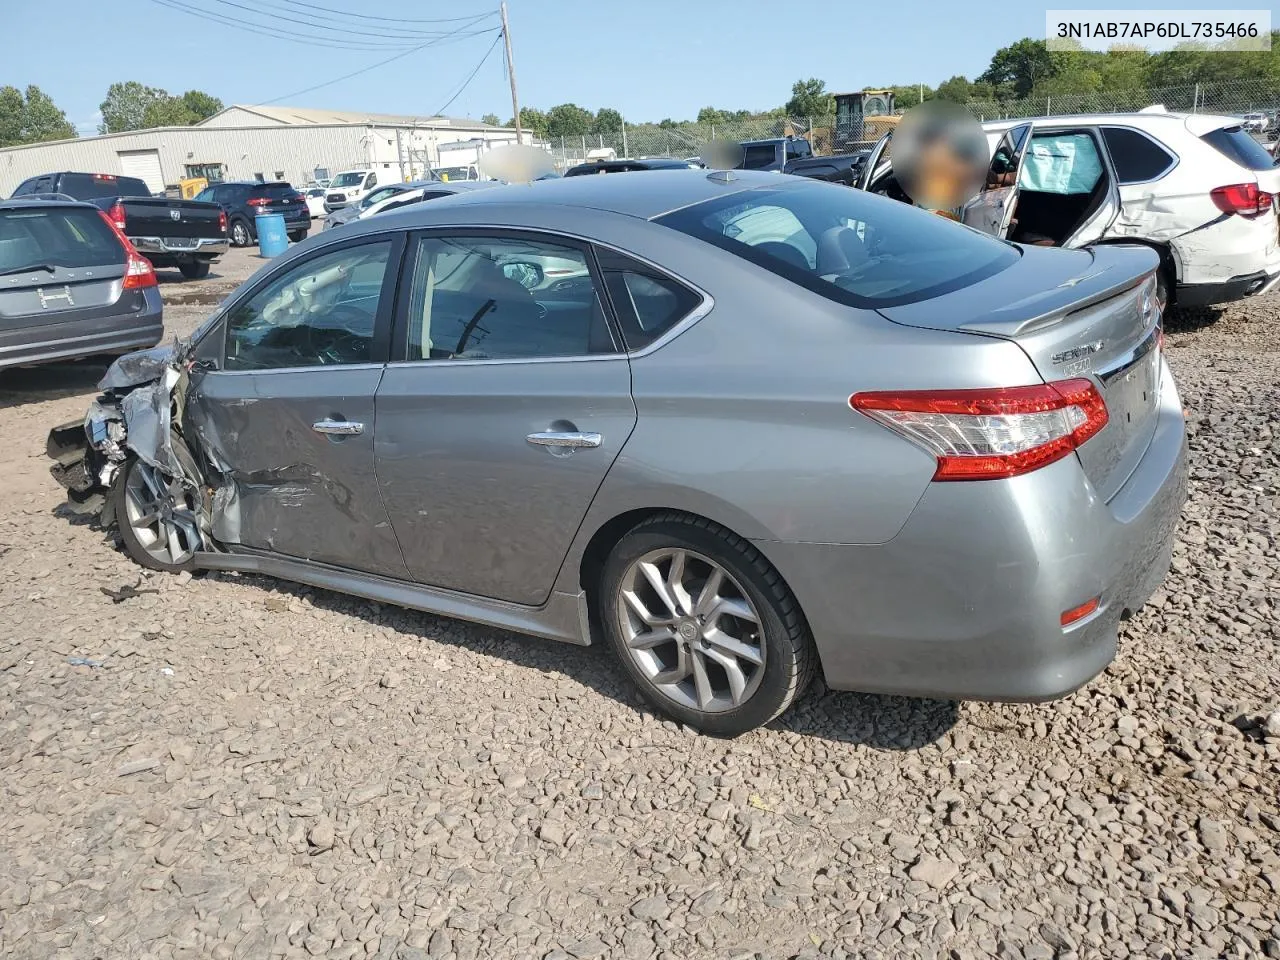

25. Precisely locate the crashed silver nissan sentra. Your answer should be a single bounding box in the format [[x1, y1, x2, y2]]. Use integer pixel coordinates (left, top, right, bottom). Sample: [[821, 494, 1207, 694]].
[[48, 171, 1188, 736]]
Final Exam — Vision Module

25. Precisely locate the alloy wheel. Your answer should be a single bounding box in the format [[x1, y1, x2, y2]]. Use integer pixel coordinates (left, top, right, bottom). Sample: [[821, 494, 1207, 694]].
[[232, 221, 249, 246], [123, 460, 201, 566], [616, 547, 766, 713]]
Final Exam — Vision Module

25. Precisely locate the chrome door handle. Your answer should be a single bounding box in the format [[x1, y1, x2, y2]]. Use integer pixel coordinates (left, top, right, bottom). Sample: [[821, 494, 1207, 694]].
[[312, 419, 364, 436], [526, 431, 602, 449]]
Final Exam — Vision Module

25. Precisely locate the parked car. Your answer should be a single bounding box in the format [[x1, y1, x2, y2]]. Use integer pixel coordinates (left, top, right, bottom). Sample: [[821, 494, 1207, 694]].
[[193, 181, 310, 248], [324, 169, 384, 213], [348, 180, 498, 224], [46, 172, 1187, 735], [323, 182, 419, 230], [563, 158, 700, 176], [434, 165, 481, 182], [1241, 112, 1269, 134], [9, 172, 226, 280], [0, 199, 161, 370], [735, 137, 869, 185], [304, 188, 328, 219], [859, 112, 1280, 310]]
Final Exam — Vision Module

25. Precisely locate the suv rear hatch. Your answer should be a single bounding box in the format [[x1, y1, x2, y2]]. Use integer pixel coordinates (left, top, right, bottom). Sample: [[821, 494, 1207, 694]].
[[0, 205, 138, 334], [246, 182, 309, 223], [876, 244, 1163, 501]]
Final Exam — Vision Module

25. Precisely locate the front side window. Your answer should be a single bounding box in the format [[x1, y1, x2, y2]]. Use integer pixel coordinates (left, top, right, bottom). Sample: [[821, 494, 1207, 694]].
[[224, 240, 393, 371], [403, 235, 614, 361], [658, 183, 1019, 308]]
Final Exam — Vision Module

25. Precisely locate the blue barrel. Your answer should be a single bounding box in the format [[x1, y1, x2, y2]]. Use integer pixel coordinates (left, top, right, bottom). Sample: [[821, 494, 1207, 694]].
[[255, 213, 289, 257]]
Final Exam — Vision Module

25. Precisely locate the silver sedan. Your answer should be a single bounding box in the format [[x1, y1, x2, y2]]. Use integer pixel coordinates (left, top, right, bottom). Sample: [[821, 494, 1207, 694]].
[[49, 171, 1187, 735]]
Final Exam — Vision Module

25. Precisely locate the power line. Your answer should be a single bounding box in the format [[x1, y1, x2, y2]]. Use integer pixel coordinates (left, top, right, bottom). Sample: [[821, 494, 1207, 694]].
[[269, 0, 501, 26], [255, 28, 501, 107], [201, 0, 495, 41], [245, 0, 496, 35], [431, 32, 503, 117], [145, 0, 434, 49]]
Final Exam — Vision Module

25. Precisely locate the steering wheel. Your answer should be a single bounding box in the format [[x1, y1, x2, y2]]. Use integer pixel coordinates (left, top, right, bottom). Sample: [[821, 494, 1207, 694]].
[[303, 306, 370, 364]]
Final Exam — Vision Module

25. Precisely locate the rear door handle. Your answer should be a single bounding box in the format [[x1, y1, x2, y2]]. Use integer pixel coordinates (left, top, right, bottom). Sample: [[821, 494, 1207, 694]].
[[313, 419, 364, 436], [526, 431, 602, 449]]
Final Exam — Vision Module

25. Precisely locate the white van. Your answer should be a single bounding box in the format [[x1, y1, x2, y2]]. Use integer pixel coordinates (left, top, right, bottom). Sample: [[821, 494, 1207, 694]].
[[323, 170, 383, 213]]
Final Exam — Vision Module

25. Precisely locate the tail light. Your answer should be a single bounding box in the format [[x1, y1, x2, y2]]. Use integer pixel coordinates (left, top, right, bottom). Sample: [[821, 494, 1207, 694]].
[[97, 210, 157, 290], [218, 210, 227, 234], [850, 379, 1109, 481], [1210, 182, 1272, 217], [247, 197, 271, 208], [107, 200, 126, 231]]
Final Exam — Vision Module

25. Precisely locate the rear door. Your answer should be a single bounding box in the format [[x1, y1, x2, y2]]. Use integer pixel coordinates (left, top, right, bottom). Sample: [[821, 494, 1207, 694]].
[[374, 229, 636, 605], [0, 205, 138, 360], [962, 123, 1031, 236]]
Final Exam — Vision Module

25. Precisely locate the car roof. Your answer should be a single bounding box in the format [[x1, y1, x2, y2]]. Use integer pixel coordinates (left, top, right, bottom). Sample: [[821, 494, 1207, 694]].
[[982, 111, 1240, 135], [566, 158, 691, 174], [348, 169, 784, 229]]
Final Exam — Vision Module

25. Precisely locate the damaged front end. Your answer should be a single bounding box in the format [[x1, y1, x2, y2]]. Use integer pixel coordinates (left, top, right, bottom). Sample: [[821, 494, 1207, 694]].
[[47, 342, 205, 538]]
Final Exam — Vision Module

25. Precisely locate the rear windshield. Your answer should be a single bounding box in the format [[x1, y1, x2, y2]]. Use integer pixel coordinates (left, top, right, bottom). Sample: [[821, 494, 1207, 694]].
[[0, 207, 123, 272], [59, 173, 151, 200], [254, 183, 300, 198], [656, 183, 1020, 308], [1202, 126, 1277, 171]]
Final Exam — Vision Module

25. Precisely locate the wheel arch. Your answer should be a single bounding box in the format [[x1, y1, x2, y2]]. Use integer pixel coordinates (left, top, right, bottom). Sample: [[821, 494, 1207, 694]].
[[1091, 237, 1177, 299]]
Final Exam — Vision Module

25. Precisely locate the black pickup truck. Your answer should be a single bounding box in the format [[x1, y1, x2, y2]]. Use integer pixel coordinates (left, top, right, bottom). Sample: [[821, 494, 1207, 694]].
[[736, 137, 869, 185], [7, 172, 227, 280]]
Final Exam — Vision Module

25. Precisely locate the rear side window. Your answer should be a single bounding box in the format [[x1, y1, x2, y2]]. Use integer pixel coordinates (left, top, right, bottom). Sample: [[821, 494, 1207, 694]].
[[0, 207, 123, 272], [657, 184, 1019, 308], [1202, 126, 1277, 172], [1101, 127, 1177, 183], [597, 250, 702, 350], [741, 144, 777, 169]]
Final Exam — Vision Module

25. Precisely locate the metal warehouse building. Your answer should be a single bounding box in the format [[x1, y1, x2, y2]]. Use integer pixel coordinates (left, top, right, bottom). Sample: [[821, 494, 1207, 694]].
[[0, 104, 521, 196]]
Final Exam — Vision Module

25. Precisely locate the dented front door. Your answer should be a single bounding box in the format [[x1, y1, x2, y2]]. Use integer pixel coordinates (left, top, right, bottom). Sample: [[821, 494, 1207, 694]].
[[182, 235, 409, 577]]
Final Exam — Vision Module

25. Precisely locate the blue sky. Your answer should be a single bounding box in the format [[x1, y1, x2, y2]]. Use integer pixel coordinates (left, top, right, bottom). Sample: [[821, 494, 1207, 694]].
[[10, 0, 1279, 132]]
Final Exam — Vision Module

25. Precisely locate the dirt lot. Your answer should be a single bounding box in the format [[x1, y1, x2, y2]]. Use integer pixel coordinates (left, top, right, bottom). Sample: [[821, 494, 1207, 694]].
[[1, 246, 1278, 960]]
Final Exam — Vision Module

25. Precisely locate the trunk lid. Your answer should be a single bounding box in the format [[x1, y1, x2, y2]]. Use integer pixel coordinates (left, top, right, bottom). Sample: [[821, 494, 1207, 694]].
[[876, 244, 1163, 501]]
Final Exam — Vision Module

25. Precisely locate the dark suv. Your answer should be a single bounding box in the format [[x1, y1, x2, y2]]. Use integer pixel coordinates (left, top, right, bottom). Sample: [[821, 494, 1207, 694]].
[[194, 181, 310, 247]]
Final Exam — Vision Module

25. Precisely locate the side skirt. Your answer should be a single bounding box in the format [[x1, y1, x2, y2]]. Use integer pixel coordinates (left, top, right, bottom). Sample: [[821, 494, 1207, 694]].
[[192, 548, 593, 646]]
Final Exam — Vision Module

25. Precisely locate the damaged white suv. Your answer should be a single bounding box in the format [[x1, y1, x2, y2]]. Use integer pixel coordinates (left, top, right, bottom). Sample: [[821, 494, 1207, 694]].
[[860, 111, 1280, 310]]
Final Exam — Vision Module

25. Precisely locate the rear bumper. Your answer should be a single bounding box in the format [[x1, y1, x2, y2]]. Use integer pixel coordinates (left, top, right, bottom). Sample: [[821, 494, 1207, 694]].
[[0, 289, 164, 370], [131, 235, 228, 258], [1176, 269, 1280, 308], [757, 358, 1188, 702]]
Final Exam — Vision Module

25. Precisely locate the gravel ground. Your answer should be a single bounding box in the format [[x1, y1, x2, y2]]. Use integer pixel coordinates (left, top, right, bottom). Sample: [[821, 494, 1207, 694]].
[[1, 247, 1278, 960]]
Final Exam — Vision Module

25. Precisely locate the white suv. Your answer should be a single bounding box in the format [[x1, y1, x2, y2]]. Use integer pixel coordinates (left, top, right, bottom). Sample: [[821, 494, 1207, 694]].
[[860, 111, 1280, 310]]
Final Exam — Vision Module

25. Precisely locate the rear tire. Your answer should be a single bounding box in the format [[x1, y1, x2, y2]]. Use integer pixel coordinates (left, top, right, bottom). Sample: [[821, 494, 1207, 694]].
[[229, 218, 251, 247], [287, 230, 306, 243], [178, 260, 211, 280], [112, 435, 206, 573], [598, 513, 816, 736]]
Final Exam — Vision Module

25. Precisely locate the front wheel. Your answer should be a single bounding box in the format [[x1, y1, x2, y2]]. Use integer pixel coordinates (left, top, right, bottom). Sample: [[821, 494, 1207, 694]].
[[598, 513, 816, 736], [178, 260, 211, 280], [112, 440, 205, 573]]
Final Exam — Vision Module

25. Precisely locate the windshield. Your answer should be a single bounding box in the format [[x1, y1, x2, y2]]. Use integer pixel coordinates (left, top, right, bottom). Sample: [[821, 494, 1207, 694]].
[[0, 207, 123, 272], [436, 166, 474, 181], [657, 183, 1020, 308], [360, 186, 403, 208], [331, 172, 366, 188]]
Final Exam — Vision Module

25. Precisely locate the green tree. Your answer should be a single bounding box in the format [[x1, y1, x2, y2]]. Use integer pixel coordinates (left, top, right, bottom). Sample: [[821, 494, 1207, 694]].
[[696, 106, 730, 125], [545, 102, 594, 138], [100, 81, 160, 132], [0, 84, 76, 146], [480, 112, 501, 126], [592, 107, 623, 134], [934, 75, 973, 102], [889, 85, 933, 109], [180, 90, 223, 122], [509, 106, 548, 137], [657, 118, 679, 130], [143, 97, 196, 128], [0, 86, 27, 147], [785, 77, 834, 118], [21, 85, 76, 142], [978, 38, 1057, 97]]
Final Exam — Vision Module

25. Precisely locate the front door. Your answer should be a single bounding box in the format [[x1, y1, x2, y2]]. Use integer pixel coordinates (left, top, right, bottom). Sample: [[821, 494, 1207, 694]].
[[374, 231, 636, 606], [187, 234, 410, 577], [963, 123, 1031, 237]]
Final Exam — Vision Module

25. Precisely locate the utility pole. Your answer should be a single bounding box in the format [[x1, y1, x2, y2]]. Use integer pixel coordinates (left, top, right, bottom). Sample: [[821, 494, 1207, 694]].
[[500, 2, 523, 145]]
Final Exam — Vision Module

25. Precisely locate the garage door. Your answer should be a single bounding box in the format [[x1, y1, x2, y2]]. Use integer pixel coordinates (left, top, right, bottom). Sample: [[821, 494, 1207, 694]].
[[117, 149, 164, 195]]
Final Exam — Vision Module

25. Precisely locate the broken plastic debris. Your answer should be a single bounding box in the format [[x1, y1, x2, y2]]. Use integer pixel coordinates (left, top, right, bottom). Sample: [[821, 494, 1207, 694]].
[[160, 667, 175, 677], [67, 656, 105, 668], [747, 794, 774, 812], [100, 582, 159, 603]]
